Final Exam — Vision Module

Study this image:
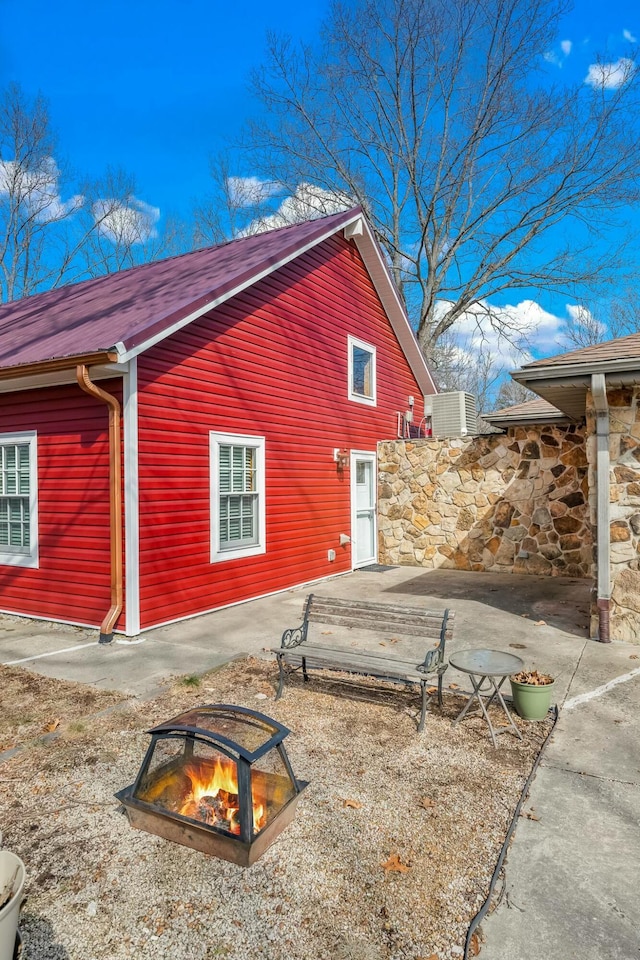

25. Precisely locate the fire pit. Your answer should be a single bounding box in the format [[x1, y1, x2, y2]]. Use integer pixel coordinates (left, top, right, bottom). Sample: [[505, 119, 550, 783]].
[[115, 704, 308, 866]]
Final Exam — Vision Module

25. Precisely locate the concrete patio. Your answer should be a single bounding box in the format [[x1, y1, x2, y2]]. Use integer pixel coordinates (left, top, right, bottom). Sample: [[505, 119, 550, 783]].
[[2, 566, 639, 959], [0, 567, 591, 699]]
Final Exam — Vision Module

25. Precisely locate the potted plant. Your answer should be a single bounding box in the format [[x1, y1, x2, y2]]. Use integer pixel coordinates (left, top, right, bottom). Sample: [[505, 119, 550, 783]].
[[510, 669, 555, 721], [0, 846, 25, 960]]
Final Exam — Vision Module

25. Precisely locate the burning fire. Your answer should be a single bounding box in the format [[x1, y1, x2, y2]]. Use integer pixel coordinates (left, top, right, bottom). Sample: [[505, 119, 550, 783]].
[[179, 757, 267, 835]]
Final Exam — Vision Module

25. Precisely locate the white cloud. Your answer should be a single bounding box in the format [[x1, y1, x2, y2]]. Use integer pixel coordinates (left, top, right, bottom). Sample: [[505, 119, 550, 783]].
[[0, 155, 83, 222], [435, 298, 565, 361], [623, 28, 637, 43], [544, 39, 572, 67], [237, 182, 353, 236], [93, 197, 160, 245], [585, 57, 636, 88], [227, 176, 282, 207]]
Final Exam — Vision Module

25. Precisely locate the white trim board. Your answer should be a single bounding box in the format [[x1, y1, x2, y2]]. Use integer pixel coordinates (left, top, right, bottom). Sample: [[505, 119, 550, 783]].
[[123, 357, 140, 636]]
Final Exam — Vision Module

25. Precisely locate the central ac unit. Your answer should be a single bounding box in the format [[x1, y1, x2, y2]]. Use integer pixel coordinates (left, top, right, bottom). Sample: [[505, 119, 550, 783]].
[[424, 391, 477, 438]]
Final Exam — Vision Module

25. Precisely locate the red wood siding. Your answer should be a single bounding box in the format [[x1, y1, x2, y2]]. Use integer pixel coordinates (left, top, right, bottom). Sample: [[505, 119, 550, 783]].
[[0, 381, 123, 628], [137, 234, 424, 628]]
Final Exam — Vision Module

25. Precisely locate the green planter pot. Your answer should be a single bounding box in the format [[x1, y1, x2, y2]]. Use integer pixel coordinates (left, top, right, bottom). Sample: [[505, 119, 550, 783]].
[[510, 678, 555, 720]]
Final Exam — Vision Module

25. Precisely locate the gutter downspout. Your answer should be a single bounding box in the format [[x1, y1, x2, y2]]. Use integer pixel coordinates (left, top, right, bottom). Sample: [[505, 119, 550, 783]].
[[77, 365, 123, 643], [592, 373, 611, 642]]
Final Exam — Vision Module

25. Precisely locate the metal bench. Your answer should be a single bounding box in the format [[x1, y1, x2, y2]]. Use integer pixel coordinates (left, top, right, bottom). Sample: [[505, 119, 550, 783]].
[[273, 595, 453, 731]]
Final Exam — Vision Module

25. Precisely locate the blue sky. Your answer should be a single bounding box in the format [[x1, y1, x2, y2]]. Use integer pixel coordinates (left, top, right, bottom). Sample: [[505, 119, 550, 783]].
[[1, 0, 639, 372]]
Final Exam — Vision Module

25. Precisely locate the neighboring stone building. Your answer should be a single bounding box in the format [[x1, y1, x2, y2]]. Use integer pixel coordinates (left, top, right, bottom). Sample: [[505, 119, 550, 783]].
[[379, 335, 640, 644]]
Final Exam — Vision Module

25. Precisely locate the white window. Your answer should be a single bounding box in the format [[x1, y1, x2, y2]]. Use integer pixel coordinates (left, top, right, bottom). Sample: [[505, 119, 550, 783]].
[[348, 336, 376, 405], [0, 431, 38, 568], [210, 432, 266, 563]]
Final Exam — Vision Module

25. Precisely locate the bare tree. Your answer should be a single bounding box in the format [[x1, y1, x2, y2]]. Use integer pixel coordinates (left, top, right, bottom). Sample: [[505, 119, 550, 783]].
[[0, 84, 83, 301], [246, 0, 640, 360], [79, 168, 187, 276], [0, 84, 186, 302]]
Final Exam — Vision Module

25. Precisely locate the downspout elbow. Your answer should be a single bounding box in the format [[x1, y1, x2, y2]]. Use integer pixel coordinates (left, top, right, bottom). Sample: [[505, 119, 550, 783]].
[[77, 364, 123, 643]]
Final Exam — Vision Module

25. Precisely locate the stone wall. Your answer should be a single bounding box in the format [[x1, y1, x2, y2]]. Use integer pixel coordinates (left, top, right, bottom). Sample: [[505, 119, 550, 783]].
[[587, 386, 640, 642], [378, 424, 592, 578]]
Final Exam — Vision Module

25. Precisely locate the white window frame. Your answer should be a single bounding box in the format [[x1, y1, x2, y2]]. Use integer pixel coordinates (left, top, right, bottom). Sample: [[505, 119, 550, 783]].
[[348, 335, 377, 406], [0, 430, 39, 568], [210, 432, 266, 564]]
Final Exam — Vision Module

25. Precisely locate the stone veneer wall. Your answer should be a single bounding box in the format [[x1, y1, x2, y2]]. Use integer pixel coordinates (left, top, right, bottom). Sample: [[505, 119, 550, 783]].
[[588, 386, 640, 642], [378, 424, 592, 578]]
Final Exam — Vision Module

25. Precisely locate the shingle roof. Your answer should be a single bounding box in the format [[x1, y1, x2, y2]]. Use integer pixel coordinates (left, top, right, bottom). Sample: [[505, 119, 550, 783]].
[[523, 332, 640, 368], [0, 208, 362, 370], [484, 398, 568, 422]]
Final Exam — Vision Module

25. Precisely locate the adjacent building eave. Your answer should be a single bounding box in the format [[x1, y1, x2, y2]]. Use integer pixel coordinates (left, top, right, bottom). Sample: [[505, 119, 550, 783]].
[[510, 367, 640, 420]]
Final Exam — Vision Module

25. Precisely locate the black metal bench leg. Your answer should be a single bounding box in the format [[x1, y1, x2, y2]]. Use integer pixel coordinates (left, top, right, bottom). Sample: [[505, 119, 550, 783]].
[[275, 655, 285, 700], [418, 681, 427, 732], [302, 656, 309, 682], [437, 670, 444, 708]]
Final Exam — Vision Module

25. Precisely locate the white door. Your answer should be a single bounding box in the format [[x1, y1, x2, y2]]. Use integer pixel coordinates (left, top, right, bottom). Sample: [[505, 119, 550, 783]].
[[351, 451, 377, 567]]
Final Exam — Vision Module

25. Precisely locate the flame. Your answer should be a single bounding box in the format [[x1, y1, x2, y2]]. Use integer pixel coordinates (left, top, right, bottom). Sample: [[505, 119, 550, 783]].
[[178, 757, 267, 834]]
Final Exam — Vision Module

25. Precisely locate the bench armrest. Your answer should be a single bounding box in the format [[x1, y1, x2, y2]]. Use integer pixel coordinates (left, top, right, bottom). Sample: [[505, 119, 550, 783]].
[[280, 594, 314, 648], [416, 607, 450, 673]]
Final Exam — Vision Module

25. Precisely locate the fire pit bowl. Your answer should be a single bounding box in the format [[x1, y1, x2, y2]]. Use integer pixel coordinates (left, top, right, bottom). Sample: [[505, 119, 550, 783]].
[[116, 704, 308, 866]]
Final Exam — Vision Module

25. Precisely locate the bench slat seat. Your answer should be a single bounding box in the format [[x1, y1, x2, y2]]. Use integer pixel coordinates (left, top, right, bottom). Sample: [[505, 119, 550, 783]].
[[273, 594, 453, 732]]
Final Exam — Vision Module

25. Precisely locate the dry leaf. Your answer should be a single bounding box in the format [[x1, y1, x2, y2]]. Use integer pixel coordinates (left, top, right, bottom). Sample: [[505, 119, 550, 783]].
[[321, 631, 334, 635], [388, 637, 401, 644], [379, 642, 387, 647], [509, 643, 527, 649], [534, 620, 547, 626], [470, 932, 481, 956], [381, 853, 411, 873], [520, 613, 530, 618], [522, 810, 540, 821], [630, 654, 639, 660], [419, 796, 437, 809], [448, 682, 460, 690], [426, 686, 438, 695], [43, 718, 61, 733], [342, 798, 363, 809]]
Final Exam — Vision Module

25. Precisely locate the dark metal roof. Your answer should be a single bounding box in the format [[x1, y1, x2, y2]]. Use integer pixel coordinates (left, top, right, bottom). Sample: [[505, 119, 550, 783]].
[[0, 209, 362, 371]]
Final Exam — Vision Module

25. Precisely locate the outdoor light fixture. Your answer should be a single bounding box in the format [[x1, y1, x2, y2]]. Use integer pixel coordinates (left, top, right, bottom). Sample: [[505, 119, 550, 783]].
[[333, 447, 349, 469]]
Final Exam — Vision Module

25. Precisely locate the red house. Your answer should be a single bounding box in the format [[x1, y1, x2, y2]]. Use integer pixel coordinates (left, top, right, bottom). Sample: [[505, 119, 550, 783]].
[[0, 208, 435, 639]]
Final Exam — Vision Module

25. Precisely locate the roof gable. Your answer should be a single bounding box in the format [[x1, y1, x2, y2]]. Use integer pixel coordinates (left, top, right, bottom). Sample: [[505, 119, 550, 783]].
[[0, 208, 435, 397]]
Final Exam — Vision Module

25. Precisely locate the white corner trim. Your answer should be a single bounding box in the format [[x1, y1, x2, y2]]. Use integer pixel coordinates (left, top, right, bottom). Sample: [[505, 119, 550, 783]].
[[118, 213, 365, 364], [123, 358, 140, 636]]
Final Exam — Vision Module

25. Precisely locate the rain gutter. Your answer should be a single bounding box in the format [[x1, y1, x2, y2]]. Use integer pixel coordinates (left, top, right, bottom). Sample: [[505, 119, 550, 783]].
[[76, 364, 123, 643], [591, 373, 611, 642], [0, 351, 119, 382]]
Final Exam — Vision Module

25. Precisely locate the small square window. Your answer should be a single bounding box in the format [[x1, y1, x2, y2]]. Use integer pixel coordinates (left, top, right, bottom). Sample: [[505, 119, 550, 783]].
[[0, 431, 38, 568], [348, 336, 376, 405]]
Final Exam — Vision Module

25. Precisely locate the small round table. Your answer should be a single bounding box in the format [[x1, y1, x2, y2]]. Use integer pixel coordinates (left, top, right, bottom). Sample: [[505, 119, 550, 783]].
[[449, 649, 525, 748]]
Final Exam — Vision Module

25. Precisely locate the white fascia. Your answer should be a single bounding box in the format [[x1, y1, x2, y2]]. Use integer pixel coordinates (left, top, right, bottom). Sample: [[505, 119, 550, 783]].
[[116, 213, 365, 365], [349, 219, 437, 401]]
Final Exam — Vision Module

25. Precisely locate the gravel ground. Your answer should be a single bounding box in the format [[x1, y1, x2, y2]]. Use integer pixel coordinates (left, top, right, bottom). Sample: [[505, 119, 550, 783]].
[[0, 658, 551, 960]]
